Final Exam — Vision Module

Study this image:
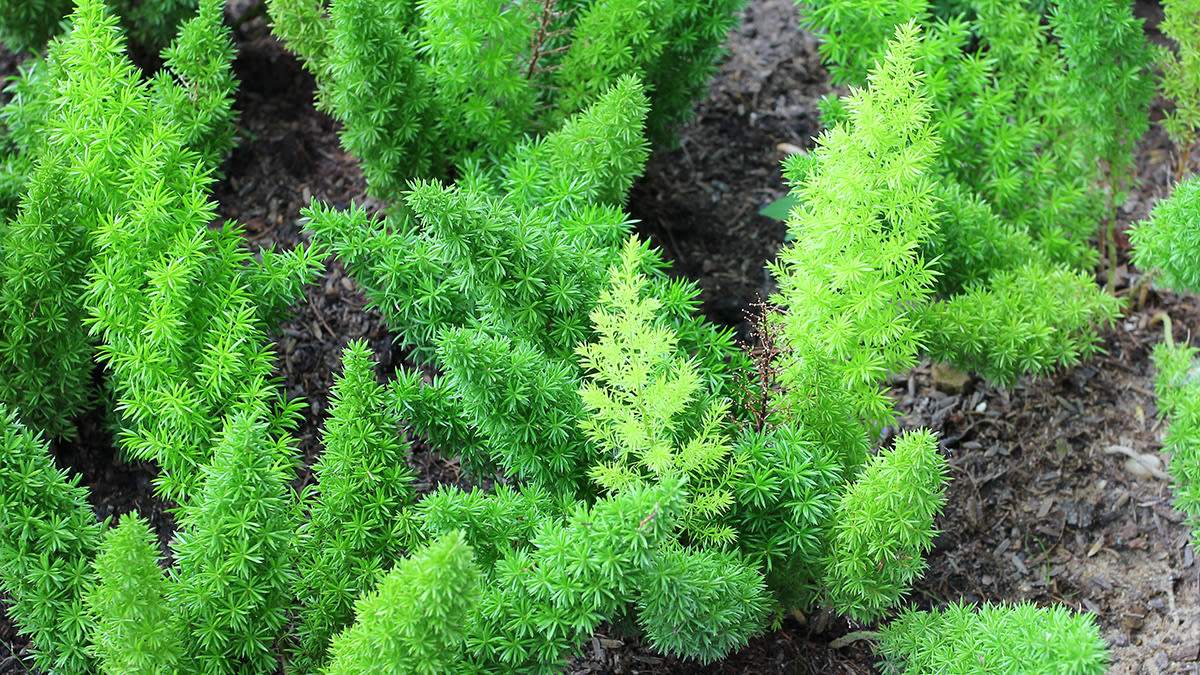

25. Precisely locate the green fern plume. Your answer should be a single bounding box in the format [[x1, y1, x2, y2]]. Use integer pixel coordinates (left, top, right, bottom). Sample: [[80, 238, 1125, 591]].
[[878, 601, 1109, 674], [85, 514, 184, 675], [0, 407, 101, 675]]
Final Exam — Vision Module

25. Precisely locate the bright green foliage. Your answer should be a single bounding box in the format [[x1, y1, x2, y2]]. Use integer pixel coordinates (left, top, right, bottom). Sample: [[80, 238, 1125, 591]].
[[770, 21, 939, 435], [169, 405, 300, 675], [917, 263, 1121, 387], [0, 0, 248, 441], [85, 118, 313, 504], [822, 429, 947, 623], [0, 0, 141, 439], [923, 182, 1038, 297], [798, 0, 925, 86], [309, 80, 739, 496], [724, 425, 843, 609], [0, 0, 198, 52], [1158, 0, 1200, 168], [0, 0, 71, 51], [292, 340, 418, 673], [436, 326, 598, 494], [26, 0, 317, 502], [149, 0, 239, 171], [463, 478, 697, 671], [800, 0, 1139, 272], [420, 0, 542, 158], [318, 0, 441, 200], [0, 157, 97, 438], [1051, 0, 1155, 209], [552, 0, 742, 145], [878, 601, 1109, 674], [85, 514, 184, 675], [1151, 336, 1200, 549], [413, 483, 561, 571], [577, 236, 739, 545], [1131, 177, 1200, 295], [792, 7, 1121, 386], [305, 77, 649, 360], [635, 543, 769, 663], [323, 531, 480, 675], [267, 0, 738, 200], [0, 58, 54, 217], [0, 408, 101, 675], [266, 0, 330, 68]]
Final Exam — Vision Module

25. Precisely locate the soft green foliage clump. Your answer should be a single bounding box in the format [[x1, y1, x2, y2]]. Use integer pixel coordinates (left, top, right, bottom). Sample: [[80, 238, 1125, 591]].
[[1151, 331, 1200, 549], [822, 430, 947, 622], [577, 236, 739, 545], [292, 340, 417, 673], [1052, 0, 1156, 280], [1131, 177, 1200, 295], [918, 263, 1121, 386], [85, 515, 183, 675], [308, 79, 740, 495], [266, 0, 740, 201], [149, 0, 239, 170], [793, 2, 1126, 385], [771, 20, 938, 438], [0, 408, 101, 675], [723, 426, 843, 609], [323, 531, 479, 675], [0, 0, 199, 51], [0, 0, 246, 443], [1052, 0, 1155, 206], [459, 477, 753, 670], [1158, 0, 1200, 175], [169, 406, 300, 675], [636, 543, 770, 662], [877, 601, 1109, 674], [802, 0, 1155, 271]]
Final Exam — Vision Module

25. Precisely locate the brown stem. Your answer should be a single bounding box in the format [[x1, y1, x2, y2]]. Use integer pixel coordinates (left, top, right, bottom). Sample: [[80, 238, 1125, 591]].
[[1176, 144, 1193, 185]]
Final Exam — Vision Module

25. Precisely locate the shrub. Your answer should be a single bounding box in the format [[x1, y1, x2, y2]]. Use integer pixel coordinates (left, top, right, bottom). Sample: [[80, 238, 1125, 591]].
[[0, 0, 243, 442], [794, 0, 1128, 383], [265, 0, 741, 201], [1158, 0, 1200, 180], [877, 601, 1109, 674], [0, 0, 201, 52]]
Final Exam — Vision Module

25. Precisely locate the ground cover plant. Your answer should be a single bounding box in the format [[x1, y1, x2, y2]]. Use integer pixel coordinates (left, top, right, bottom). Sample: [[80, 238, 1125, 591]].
[[1, 0, 1199, 673]]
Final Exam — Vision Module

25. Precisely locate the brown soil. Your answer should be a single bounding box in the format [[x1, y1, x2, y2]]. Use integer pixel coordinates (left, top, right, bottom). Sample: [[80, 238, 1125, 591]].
[[3, 1, 1199, 673]]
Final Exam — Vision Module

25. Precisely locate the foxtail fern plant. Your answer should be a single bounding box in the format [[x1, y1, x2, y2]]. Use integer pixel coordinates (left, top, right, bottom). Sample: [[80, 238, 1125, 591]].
[[1158, 0, 1200, 180], [322, 530, 480, 675], [0, 0, 243, 441], [771, 19, 940, 441], [576, 236, 741, 546], [1051, 0, 1156, 286], [1148, 318, 1200, 550], [0, 0, 200, 51], [1131, 177, 1200, 296], [266, 0, 740, 201], [0, 408, 102, 675], [877, 602, 1109, 674], [1131, 182, 1200, 548], [796, 0, 1125, 385], [85, 514, 184, 675], [769, 26, 1108, 659], [291, 340, 417, 673], [308, 77, 741, 496]]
